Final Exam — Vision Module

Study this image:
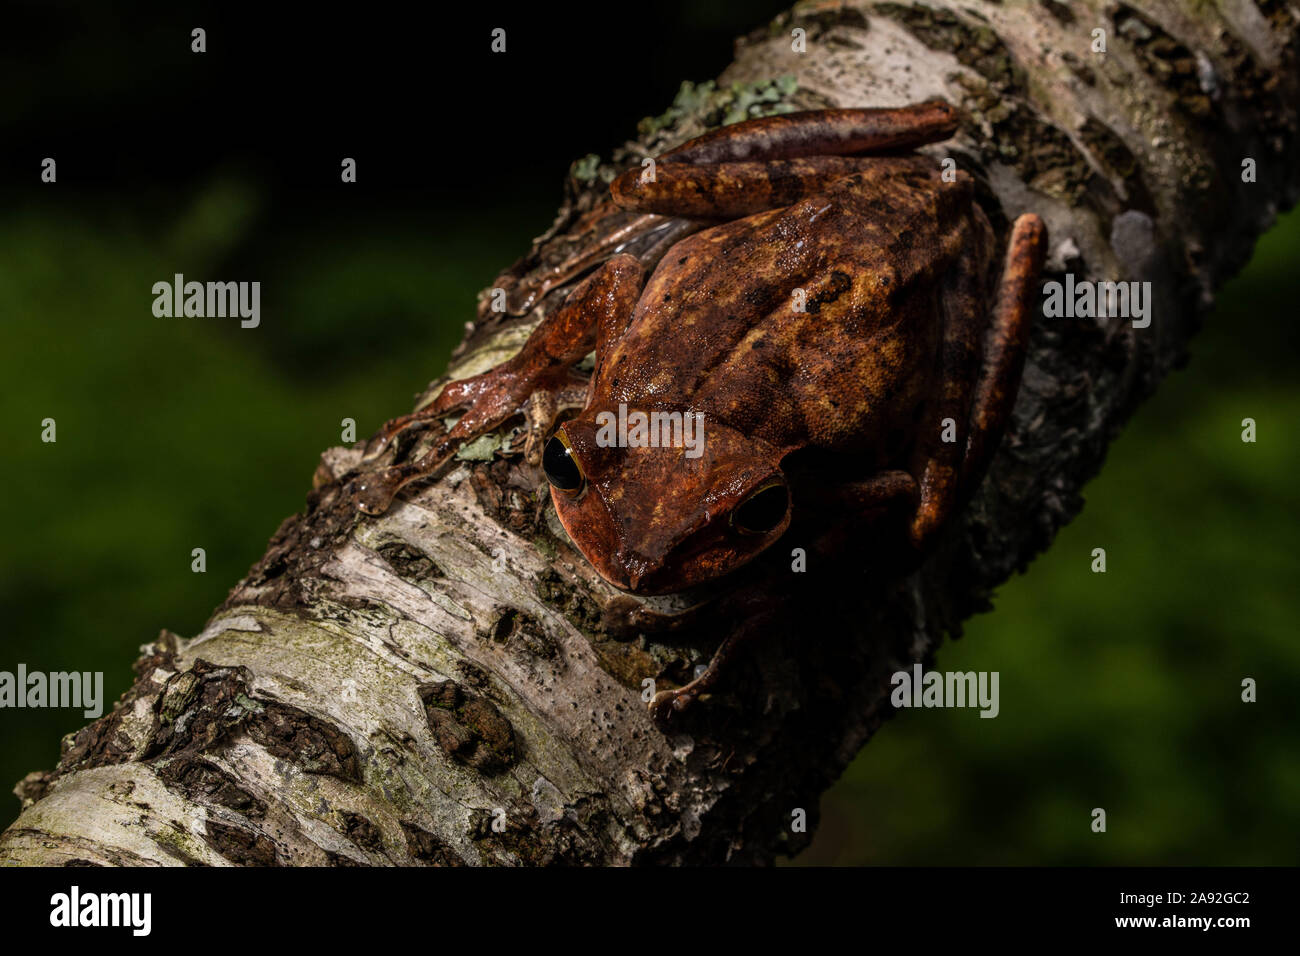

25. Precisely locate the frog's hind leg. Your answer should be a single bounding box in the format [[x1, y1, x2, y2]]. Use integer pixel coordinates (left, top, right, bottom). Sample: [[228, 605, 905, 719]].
[[501, 209, 700, 317], [906, 226, 991, 552], [353, 254, 643, 515], [613, 101, 960, 220], [960, 214, 1046, 493], [908, 213, 1045, 552], [658, 101, 959, 165], [614, 155, 886, 219]]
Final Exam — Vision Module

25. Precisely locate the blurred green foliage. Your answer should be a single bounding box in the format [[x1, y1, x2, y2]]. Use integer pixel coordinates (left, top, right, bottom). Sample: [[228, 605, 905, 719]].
[[0, 181, 550, 822], [1, 183, 1296, 863]]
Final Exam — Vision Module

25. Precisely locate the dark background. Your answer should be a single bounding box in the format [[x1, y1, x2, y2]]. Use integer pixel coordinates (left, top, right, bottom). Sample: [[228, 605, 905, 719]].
[[2, 1, 1296, 864]]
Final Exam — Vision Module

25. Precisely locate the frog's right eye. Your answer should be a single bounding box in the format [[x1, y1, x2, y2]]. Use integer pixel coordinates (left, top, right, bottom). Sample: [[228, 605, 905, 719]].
[[543, 433, 585, 494], [731, 480, 789, 535]]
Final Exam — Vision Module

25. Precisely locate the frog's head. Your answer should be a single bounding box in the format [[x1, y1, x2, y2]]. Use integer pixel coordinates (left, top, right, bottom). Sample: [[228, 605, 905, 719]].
[[542, 409, 790, 594]]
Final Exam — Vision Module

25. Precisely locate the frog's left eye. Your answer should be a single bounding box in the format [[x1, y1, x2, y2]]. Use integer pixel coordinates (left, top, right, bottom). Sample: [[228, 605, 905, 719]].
[[543, 432, 585, 494], [731, 481, 788, 535]]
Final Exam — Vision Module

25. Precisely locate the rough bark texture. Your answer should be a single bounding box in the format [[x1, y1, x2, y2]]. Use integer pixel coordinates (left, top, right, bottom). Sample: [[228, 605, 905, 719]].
[[4, 0, 1297, 866]]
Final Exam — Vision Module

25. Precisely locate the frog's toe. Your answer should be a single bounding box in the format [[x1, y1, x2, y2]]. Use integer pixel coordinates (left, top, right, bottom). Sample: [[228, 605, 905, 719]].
[[524, 430, 546, 466], [353, 468, 403, 515], [649, 687, 698, 724], [361, 414, 431, 462], [360, 433, 393, 461]]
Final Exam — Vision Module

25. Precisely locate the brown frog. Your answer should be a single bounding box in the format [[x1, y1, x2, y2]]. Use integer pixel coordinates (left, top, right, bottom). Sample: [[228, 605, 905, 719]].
[[352, 101, 1045, 718]]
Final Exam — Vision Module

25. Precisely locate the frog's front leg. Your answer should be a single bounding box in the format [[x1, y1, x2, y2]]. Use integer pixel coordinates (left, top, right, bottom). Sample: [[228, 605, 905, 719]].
[[353, 254, 643, 515], [649, 628, 748, 723], [648, 589, 780, 724], [908, 213, 1046, 551], [961, 214, 1047, 488]]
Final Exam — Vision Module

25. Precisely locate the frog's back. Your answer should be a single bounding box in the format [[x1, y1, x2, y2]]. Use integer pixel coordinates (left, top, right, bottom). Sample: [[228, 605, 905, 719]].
[[593, 156, 989, 454]]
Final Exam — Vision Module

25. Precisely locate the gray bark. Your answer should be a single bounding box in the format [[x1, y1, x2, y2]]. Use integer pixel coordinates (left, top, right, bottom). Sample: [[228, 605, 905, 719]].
[[4, 0, 1297, 866]]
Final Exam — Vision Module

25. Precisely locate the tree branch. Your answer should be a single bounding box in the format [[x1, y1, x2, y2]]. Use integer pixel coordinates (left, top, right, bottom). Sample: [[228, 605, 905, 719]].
[[5, 0, 1297, 866]]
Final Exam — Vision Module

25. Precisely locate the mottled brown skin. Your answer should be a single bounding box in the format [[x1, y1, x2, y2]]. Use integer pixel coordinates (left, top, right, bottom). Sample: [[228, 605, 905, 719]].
[[353, 102, 1046, 720]]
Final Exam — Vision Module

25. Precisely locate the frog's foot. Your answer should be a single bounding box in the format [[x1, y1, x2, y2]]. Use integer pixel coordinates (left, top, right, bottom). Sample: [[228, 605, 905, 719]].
[[648, 626, 757, 725], [353, 364, 583, 515], [361, 409, 436, 463], [354, 255, 644, 516], [521, 383, 588, 466], [359, 357, 584, 468], [649, 684, 703, 723]]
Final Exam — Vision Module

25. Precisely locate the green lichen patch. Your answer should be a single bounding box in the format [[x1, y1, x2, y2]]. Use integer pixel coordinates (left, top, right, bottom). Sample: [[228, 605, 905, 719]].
[[636, 75, 801, 152], [148, 821, 213, 867], [454, 432, 503, 461], [570, 153, 602, 184]]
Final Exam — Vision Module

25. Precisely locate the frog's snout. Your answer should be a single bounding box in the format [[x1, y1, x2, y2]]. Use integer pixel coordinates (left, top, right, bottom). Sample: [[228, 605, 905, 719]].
[[615, 548, 664, 593]]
